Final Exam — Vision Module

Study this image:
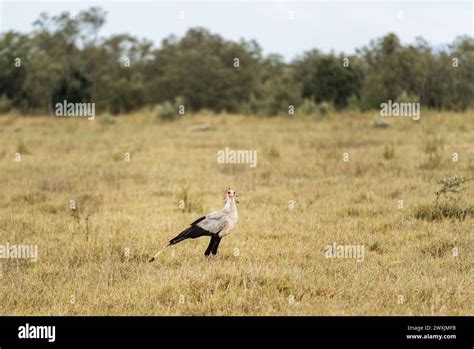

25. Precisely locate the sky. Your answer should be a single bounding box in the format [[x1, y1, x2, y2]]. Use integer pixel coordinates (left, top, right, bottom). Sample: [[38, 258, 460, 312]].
[[0, 1, 473, 61]]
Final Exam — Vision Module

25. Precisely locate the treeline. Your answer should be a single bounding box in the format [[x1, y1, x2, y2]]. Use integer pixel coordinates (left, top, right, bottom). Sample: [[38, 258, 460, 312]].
[[0, 7, 473, 116]]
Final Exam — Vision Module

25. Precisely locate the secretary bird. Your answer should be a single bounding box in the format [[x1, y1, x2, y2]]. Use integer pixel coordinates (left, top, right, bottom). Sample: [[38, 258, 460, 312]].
[[149, 188, 239, 262]]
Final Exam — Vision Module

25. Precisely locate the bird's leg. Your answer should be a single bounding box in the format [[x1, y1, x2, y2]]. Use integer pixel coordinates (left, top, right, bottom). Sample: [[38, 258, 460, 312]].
[[211, 236, 222, 256], [205, 236, 222, 262], [204, 235, 216, 257]]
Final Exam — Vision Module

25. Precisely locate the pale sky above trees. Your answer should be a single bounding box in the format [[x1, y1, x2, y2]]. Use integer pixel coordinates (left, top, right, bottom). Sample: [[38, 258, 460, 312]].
[[1, 0, 472, 61]]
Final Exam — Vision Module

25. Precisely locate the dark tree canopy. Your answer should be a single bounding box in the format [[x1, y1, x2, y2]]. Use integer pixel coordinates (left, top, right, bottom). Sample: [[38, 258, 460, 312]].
[[0, 8, 472, 115]]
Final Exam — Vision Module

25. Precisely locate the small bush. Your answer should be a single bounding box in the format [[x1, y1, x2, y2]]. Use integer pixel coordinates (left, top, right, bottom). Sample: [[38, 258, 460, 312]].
[[0, 94, 12, 113], [12, 192, 47, 205], [268, 146, 280, 158], [382, 144, 395, 159], [368, 241, 384, 253], [421, 136, 444, 169], [16, 141, 31, 155], [346, 94, 361, 111], [153, 97, 185, 121], [373, 116, 390, 129], [69, 194, 103, 241], [298, 98, 318, 116], [153, 101, 175, 120], [315, 101, 335, 117], [346, 207, 361, 217], [421, 241, 456, 258], [414, 202, 473, 221], [396, 90, 420, 104], [178, 185, 204, 214], [435, 175, 472, 200], [414, 176, 473, 221], [98, 113, 116, 125]]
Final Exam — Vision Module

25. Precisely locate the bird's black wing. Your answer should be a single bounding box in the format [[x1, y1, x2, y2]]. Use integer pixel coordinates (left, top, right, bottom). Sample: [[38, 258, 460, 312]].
[[169, 220, 212, 245], [190, 216, 206, 226]]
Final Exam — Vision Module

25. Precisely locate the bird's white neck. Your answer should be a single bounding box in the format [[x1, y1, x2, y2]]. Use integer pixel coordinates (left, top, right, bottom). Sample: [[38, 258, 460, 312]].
[[224, 197, 237, 212], [223, 197, 238, 226]]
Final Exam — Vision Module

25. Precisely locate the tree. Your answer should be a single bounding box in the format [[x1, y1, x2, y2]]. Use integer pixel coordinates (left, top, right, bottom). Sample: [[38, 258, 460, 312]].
[[309, 55, 360, 108], [246, 54, 302, 116], [145, 28, 262, 112]]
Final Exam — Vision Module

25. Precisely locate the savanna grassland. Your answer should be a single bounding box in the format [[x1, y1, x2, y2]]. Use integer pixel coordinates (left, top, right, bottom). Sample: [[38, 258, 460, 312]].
[[0, 111, 472, 315]]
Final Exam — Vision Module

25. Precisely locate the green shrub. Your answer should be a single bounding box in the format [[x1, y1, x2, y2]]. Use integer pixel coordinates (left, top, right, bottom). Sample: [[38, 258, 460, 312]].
[[435, 175, 472, 200], [315, 101, 334, 117], [298, 99, 318, 116], [268, 146, 280, 158], [178, 185, 204, 214], [382, 144, 395, 159], [346, 94, 361, 111], [414, 202, 473, 221], [396, 90, 420, 104], [98, 113, 116, 125], [414, 176, 473, 221], [373, 116, 390, 129], [16, 141, 31, 155], [153, 101, 176, 120], [421, 136, 444, 169], [152, 97, 185, 121], [0, 94, 12, 113]]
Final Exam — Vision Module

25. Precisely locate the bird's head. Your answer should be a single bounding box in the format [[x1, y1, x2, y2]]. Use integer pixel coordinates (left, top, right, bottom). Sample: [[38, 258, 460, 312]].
[[225, 188, 239, 203]]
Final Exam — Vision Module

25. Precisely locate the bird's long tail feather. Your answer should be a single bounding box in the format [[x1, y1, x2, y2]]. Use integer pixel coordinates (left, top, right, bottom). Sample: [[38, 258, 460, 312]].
[[149, 226, 211, 262], [148, 244, 170, 263]]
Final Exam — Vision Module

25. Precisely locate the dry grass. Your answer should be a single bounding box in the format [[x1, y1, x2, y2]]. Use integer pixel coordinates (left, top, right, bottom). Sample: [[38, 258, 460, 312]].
[[0, 110, 473, 315]]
